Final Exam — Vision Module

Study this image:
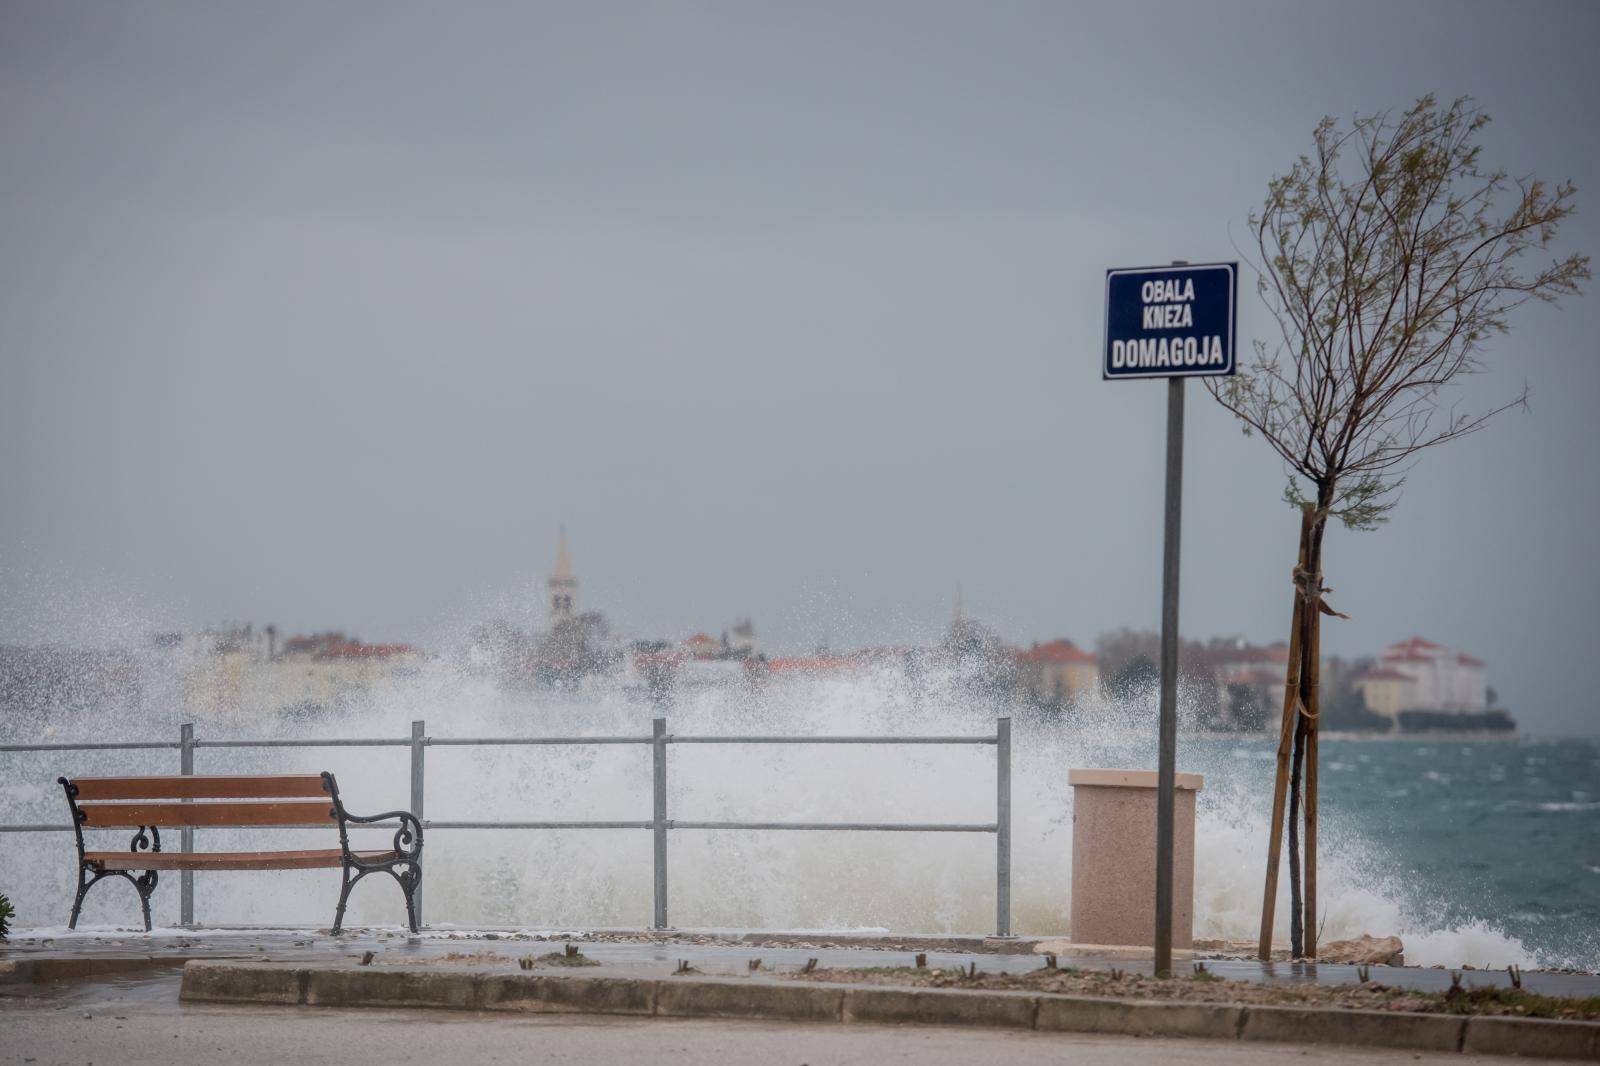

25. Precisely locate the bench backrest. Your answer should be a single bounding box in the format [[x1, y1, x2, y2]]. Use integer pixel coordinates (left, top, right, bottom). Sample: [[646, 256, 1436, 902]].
[[63, 775, 338, 828]]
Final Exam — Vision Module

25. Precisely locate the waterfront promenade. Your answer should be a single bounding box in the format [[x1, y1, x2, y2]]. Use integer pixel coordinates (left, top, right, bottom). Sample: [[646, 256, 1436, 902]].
[[5, 929, 1593, 1064]]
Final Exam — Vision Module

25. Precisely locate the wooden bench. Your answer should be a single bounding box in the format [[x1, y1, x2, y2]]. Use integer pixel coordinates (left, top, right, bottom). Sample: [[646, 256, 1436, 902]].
[[57, 772, 421, 933]]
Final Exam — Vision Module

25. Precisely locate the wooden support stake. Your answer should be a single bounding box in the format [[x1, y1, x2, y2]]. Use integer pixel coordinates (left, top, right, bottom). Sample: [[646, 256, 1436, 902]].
[[1302, 511, 1327, 960], [1288, 703, 1307, 956], [1258, 507, 1314, 960]]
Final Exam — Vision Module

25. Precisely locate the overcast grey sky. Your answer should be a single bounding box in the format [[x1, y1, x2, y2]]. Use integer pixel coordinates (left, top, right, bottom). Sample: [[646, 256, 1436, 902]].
[[2, 1, 1596, 733]]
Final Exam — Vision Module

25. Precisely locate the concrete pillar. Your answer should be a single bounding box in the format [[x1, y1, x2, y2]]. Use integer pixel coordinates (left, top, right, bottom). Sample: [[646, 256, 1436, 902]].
[[1069, 768, 1204, 949]]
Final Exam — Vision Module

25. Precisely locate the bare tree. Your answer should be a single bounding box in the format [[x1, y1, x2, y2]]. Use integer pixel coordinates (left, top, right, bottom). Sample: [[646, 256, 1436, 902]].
[[1207, 96, 1589, 961]]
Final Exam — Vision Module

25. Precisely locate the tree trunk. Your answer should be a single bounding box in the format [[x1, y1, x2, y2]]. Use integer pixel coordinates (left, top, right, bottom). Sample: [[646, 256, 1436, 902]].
[[1257, 507, 1314, 960], [1301, 497, 1331, 959], [1279, 499, 1335, 960]]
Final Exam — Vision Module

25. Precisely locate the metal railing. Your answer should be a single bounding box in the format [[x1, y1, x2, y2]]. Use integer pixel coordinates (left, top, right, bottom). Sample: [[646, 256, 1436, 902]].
[[0, 716, 1013, 935]]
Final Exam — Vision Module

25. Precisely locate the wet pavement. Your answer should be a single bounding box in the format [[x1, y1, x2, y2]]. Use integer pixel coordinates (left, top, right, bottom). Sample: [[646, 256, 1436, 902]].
[[5, 926, 1598, 997], [0, 993, 1507, 1066], [2, 927, 1593, 1066]]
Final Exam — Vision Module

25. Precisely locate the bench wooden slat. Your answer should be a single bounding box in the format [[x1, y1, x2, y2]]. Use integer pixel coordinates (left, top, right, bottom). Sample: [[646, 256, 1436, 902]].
[[85, 849, 394, 872], [77, 800, 337, 827], [70, 775, 328, 801]]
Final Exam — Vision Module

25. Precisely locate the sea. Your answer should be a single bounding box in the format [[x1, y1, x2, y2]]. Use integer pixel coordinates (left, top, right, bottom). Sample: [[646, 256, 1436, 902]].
[[1272, 734, 1600, 969]]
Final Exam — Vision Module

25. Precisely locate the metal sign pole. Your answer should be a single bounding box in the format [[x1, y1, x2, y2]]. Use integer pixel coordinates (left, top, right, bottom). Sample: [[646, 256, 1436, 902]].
[[1154, 372, 1184, 978]]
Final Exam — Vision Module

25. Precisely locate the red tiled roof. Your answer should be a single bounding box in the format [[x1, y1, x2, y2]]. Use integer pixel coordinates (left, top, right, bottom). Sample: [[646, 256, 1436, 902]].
[[1014, 640, 1097, 665], [284, 632, 348, 653], [317, 642, 419, 659], [1379, 638, 1483, 668], [766, 656, 856, 673], [633, 651, 684, 668], [1388, 637, 1442, 652], [1355, 668, 1412, 682], [1381, 652, 1434, 664]]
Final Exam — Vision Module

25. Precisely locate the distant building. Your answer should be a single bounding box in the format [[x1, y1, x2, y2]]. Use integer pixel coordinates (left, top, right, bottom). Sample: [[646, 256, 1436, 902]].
[[530, 529, 619, 686], [680, 633, 717, 658], [172, 626, 423, 718], [1348, 637, 1491, 727], [1372, 637, 1488, 713], [1352, 667, 1413, 720], [1210, 640, 1290, 688], [265, 634, 423, 713], [669, 630, 749, 686], [940, 588, 1007, 661], [765, 655, 859, 678], [1205, 639, 1291, 731], [728, 619, 759, 657], [549, 527, 578, 624], [170, 624, 272, 717], [1013, 640, 1100, 706]]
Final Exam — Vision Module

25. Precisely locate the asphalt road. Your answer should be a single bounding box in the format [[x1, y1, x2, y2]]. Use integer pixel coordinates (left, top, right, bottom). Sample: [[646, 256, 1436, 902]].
[[0, 992, 1526, 1066]]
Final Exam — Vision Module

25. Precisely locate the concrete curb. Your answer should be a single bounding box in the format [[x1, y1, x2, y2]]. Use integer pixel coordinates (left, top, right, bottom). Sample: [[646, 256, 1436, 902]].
[[482, 973, 656, 1016], [1239, 1003, 1466, 1052], [1463, 1015, 1600, 1061], [180, 961, 1600, 1060], [659, 978, 845, 1022], [1036, 995, 1243, 1040], [841, 986, 1038, 1029], [0, 957, 188, 984]]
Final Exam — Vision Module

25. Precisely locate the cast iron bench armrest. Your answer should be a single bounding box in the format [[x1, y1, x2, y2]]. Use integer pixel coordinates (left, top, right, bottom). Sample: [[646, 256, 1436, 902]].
[[337, 809, 423, 867]]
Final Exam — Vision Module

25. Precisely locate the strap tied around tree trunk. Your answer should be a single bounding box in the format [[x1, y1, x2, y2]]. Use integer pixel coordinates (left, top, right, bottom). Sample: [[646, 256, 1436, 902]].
[[1292, 565, 1350, 619]]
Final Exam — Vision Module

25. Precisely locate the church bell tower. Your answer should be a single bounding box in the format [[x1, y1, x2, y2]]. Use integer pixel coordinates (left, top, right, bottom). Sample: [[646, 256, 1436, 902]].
[[549, 527, 577, 625]]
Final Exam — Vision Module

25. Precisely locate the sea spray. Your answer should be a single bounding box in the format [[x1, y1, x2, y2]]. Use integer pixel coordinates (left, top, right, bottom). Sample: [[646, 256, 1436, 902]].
[[0, 650, 1589, 970]]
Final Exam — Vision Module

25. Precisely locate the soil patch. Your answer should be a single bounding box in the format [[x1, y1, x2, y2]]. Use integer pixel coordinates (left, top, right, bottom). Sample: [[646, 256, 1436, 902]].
[[792, 965, 1600, 1021], [374, 951, 514, 966]]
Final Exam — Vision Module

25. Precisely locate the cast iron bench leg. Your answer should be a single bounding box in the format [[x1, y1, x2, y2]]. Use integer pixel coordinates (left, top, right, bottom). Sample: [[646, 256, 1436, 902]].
[[68, 867, 157, 932]]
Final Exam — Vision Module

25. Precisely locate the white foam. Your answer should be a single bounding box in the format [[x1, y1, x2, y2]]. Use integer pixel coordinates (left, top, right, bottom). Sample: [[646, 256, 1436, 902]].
[[3, 655, 1576, 970]]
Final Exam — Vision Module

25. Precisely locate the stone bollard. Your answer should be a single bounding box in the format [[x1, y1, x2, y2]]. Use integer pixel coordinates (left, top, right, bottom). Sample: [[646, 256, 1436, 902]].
[[1068, 769, 1204, 949]]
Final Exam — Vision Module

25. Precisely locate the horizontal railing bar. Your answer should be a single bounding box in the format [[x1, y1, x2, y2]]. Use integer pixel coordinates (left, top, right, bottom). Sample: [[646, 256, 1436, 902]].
[[194, 739, 412, 748], [0, 819, 993, 833], [425, 820, 653, 830], [0, 822, 408, 832], [0, 742, 181, 752], [668, 736, 997, 745], [0, 824, 75, 832], [670, 821, 998, 832], [423, 737, 651, 747], [2, 734, 996, 752]]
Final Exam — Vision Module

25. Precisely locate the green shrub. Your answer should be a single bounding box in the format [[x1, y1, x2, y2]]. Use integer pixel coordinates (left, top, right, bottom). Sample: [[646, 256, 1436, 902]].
[[0, 893, 13, 941]]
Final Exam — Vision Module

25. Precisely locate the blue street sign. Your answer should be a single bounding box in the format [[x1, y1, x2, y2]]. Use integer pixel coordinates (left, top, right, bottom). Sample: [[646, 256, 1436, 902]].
[[1104, 262, 1237, 379]]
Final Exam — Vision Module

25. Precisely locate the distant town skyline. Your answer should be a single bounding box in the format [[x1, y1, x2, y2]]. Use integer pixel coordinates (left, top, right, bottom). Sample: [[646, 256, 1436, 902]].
[[12, 528, 1502, 680], [43, 526, 1508, 737]]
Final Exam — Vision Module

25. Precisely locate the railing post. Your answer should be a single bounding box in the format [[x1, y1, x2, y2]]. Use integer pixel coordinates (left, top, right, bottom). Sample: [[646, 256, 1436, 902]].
[[180, 722, 195, 928], [996, 715, 1011, 938], [652, 717, 669, 930], [410, 720, 425, 927]]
